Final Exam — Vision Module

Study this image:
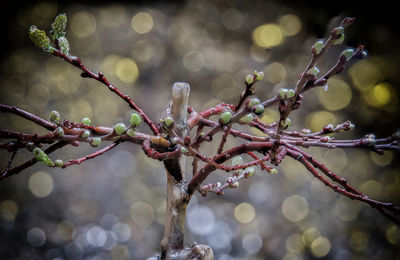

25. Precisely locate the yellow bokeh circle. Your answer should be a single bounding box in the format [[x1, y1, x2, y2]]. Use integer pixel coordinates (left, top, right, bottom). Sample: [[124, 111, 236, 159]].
[[234, 203, 255, 223], [252, 24, 284, 48], [318, 77, 352, 111], [115, 58, 139, 83], [131, 12, 154, 34]]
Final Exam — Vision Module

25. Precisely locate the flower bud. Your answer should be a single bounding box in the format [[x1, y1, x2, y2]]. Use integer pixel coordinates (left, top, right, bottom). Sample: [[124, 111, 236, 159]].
[[54, 159, 63, 168], [232, 156, 243, 166], [320, 136, 332, 142], [29, 25, 52, 51], [245, 74, 254, 85], [253, 104, 264, 115], [219, 111, 232, 125], [81, 117, 91, 126], [50, 110, 60, 124], [332, 32, 344, 46], [306, 67, 320, 76], [239, 113, 254, 124], [171, 137, 179, 145], [256, 71, 264, 81], [114, 123, 126, 135], [164, 116, 174, 128], [244, 167, 255, 178], [281, 118, 291, 129], [278, 88, 288, 99], [323, 124, 334, 133], [130, 113, 142, 127], [286, 89, 295, 98], [51, 13, 67, 38], [340, 48, 354, 62], [126, 128, 136, 137], [180, 146, 189, 154], [58, 36, 70, 54], [81, 130, 90, 138], [247, 98, 260, 109], [312, 40, 324, 55], [55, 127, 64, 137], [269, 168, 278, 174], [301, 128, 311, 134], [90, 137, 101, 147]]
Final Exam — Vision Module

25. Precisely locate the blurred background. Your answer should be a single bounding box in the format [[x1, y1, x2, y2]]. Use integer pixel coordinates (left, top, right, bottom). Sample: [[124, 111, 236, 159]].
[[0, 0, 399, 259]]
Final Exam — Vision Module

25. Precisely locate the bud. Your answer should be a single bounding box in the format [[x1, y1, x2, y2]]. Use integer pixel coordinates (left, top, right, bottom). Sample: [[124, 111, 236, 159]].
[[180, 146, 189, 154], [244, 167, 255, 178], [126, 128, 136, 137], [269, 168, 278, 174], [29, 25, 52, 51], [323, 124, 334, 133], [130, 113, 142, 127], [171, 137, 179, 145], [81, 117, 91, 126], [232, 181, 239, 188], [306, 67, 320, 76], [114, 123, 126, 135], [51, 13, 67, 38], [55, 127, 64, 137], [301, 128, 311, 134], [340, 48, 355, 62], [279, 88, 288, 99], [164, 116, 174, 128], [219, 111, 232, 125], [320, 136, 332, 142], [256, 71, 264, 81], [349, 124, 355, 130], [286, 89, 295, 98], [199, 132, 205, 137], [281, 118, 291, 129], [245, 74, 254, 85], [239, 113, 254, 124], [333, 34, 345, 46], [247, 98, 260, 109], [90, 137, 101, 147], [232, 156, 244, 166], [81, 130, 90, 138], [33, 147, 54, 166], [50, 110, 60, 124], [58, 36, 70, 54], [54, 159, 63, 168], [312, 40, 324, 55], [253, 104, 265, 115]]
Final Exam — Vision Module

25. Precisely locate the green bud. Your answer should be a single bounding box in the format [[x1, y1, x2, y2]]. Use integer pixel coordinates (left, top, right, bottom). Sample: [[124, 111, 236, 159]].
[[199, 132, 205, 137], [126, 128, 136, 137], [54, 159, 63, 168], [81, 130, 90, 138], [130, 113, 142, 127], [245, 167, 255, 177], [29, 25, 52, 51], [164, 116, 174, 128], [253, 104, 265, 115], [247, 98, 260, 108], [270, 168, 278, 174], [33, 147, 49, 163], [81, 117, 91, 126], [50, 110, 60, 124], [55, 127, 64, 137], [51, 13, 67, 38], [286, 89, 295, 98], [245, 74, 254, 85], [171, 137, 179, 145], [58, 36, 70, 54], [281, 118, 291, 129], [306, 66, 320, 76], [90, 137, 101, 147], [332, 33, 345, 46], [113, 123, 126, 135], [301, 128, 311, 134], [335, 26, 344, 35], [180, 146, 189, 154], [219, 111, 232, 125], [239, 113, 254, 124], [256, 71, 264, 81], [313, 40, 324, 55], [279, 88, 288, 99], [340, 48, 354, 62], [232, 156, 244, 166]]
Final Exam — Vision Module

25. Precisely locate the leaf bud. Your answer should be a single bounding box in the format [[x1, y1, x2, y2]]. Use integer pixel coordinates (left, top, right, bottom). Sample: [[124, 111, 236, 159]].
[[278, 88, 288, 99], [281, 118, 291, 129], [29, 25, 52, 51], [81, 117, 91, 126], [58, 36, 70, 54], [90, 137, 101, 147], [340, 48, 355, 62], [253, 104, 265, 115], [312, 40, 324, 55], [130, 113, 142, 127], [219, 111, 232, 125], [245, 74, 254, 85], [306, 67, 320, 77], [54, 159, 63, 168], [286, 89, 295, 98], [244, 167, 255, 178], [51, 13, 67, 38], [164, 116, 174, 128], [239, 113, 254, 124], [269, 168, 278, 174], [55, 127, 64, 137], [247, 98, 260, 109], [256, 71, 264, 81], [81, 130, 90, 138], [232, 181, 239, 188], [126, 128, 136, 137], [50, 110, 60, 124], [180, 146, 189, 154], [332, 32, 345, 46], [323, 124, 334, 133], [114, 123, 126, 135]]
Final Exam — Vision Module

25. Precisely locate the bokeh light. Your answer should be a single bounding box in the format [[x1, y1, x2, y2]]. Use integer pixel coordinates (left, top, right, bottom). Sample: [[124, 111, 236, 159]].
[[70, 12, 96, 38], [281, 195, 309, 222], [252, 23, 284, 48], [28, 171, 54, 198], [311, 236, 331, 257], [318, 77, 352, 111], [234, 203, 255, 224], [279, 14, 301, 36], [131, 12, 153, 34]]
